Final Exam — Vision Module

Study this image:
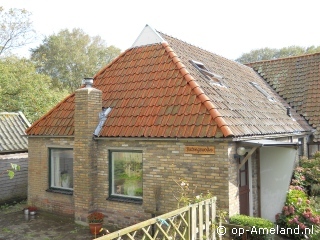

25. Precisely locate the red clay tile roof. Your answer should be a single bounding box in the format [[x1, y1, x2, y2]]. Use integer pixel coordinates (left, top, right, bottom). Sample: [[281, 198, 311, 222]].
[[26, 33, 312, 138], [247, 53, 320, 141]]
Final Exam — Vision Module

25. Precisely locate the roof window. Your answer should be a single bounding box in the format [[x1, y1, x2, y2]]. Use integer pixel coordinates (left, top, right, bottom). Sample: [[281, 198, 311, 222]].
[[190, 60, 225, 87], [250, 82, 275, 102]]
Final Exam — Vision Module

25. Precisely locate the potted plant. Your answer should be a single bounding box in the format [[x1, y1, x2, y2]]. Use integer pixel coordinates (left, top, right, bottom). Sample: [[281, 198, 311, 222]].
[[28, 206, 37, 215], [24, 206, 37, 215], [87, 212, 104, 235]]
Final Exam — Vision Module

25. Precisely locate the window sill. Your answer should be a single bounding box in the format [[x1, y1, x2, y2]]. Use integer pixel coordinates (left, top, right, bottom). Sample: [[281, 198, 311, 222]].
[[107, 196, 142, 204], [46, 188, 73, 195]]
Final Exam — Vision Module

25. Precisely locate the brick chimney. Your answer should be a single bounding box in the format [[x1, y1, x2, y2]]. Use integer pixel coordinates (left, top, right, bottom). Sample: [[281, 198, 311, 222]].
[[73, 78, 101, 224]]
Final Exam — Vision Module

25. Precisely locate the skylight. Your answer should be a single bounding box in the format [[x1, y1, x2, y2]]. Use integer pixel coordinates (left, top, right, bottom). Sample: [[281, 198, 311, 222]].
[[190, 60, 225, 87], [250, 82, 276, 102]]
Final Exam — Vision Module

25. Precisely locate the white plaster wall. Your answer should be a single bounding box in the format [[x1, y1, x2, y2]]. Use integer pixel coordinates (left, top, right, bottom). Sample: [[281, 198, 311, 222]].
[[260, 147, 296, 221]]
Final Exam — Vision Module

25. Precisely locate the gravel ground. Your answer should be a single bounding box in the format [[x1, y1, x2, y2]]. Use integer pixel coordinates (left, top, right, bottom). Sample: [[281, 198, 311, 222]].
[[0, 201, 106, 240]]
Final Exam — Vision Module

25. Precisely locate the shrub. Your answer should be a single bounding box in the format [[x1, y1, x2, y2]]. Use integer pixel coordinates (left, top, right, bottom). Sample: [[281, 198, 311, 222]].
[[87, 212, 104, 223], [311, 184, 320, 196], [275, 189, 320, 239], [229, 214, 274, 240]]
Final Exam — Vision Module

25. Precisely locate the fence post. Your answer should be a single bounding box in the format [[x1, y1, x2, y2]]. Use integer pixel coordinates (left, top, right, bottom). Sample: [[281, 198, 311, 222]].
[[199, 201, 204, 240], [190, 204, 197, 240], [212, 197, 217, 240], [205, 199, 210, 238], [186, 205, 191, 240]]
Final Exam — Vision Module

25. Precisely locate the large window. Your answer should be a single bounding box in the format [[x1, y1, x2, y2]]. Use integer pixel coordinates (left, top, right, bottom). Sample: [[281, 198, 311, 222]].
[[49, 148, 73, 191], [109, 150, 142, 199]]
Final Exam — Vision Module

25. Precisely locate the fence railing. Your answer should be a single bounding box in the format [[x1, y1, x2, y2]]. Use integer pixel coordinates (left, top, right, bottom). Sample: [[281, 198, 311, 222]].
[[95, 196, 218, 240]]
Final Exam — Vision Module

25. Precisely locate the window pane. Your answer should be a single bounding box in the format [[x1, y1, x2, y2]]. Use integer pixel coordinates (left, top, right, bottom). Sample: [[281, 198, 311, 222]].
[[240, 171, 246, 186], [111, 151, 142, 198], [50, 149, 73, 190], [308, 144, 319, 158]]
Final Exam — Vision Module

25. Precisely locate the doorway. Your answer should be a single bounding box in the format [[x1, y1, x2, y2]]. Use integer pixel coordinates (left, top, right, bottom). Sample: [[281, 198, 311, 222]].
[[239, 158, 250, 215]]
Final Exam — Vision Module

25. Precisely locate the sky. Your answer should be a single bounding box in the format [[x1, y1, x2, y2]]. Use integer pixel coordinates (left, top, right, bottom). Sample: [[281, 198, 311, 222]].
[[2, 0, 320, 60]]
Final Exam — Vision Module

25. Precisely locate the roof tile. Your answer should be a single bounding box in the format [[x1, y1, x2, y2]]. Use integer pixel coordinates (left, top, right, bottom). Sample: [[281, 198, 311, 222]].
[[247, 53, 320, 141], [26, 32, 312, 139]]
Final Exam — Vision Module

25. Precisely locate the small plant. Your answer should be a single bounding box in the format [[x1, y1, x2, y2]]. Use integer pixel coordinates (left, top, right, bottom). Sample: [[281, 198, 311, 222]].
[[2, 227, 12, 233], [0, 163, 20, 179], [87, 212, 104, 223], [28, 206, 37, 212]]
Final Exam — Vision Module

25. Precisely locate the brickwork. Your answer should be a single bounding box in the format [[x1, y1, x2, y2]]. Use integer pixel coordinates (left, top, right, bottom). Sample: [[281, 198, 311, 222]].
[[227, 144, 240, 216], [28, 86, 241, 229], [28, 136, 240, 228], [93, 139, 236, 227], [251, 149, 260, 217], [73, 87, 102, 223], [27, 137, 74, 215]]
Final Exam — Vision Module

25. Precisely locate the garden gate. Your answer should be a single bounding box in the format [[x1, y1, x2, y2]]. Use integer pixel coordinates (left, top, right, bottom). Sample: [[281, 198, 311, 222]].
[[95, 196, 218, 240]]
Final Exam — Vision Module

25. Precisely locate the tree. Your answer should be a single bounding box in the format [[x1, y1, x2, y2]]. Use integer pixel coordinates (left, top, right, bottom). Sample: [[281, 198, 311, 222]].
[[0, 56, 68, 122], [236, 45, 320, 63], [0, 7, 36, 56], [30, 28, 121, 92]]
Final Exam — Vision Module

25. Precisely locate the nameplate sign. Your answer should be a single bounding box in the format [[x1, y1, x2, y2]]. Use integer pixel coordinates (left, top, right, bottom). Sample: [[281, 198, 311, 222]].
[[185, 146, 215, 155]]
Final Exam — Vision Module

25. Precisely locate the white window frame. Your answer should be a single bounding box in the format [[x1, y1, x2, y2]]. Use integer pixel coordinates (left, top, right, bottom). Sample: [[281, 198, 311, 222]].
[[49, 148, 73, 192], [109, 150, 143, 200]]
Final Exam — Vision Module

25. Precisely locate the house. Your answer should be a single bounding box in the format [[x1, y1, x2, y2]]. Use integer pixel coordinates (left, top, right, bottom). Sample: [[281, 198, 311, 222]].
[[0, 111, 30, 204], [247, 53, 320, 158], [26, 25, 313, 226]]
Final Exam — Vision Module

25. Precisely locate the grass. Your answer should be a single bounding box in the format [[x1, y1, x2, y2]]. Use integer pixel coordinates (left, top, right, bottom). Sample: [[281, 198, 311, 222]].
[[2, 227, 12, 233], [0, 199, 26, 214]]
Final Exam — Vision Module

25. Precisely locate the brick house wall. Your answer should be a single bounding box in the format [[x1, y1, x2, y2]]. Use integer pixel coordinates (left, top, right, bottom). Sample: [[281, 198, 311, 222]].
[[28, 137, 74, 215], [228, 143, 240, 216], [27, 85, 240, 228], [93, 139, 238, 227], [251, 149, 260, 217]]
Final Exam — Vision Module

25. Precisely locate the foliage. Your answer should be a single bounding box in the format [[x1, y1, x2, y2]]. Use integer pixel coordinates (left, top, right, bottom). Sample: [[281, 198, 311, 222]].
[[291, 153, 320, 196], [276, 153, 320, 239], [87, 212, 104, 223], [236, 45, 320, 63], [275, 189, 320, 239], [0, 7, 36, 56], [27, 206, 37, 212], [30, 28, 121, 92], [0, 163, 20, 179], [229, 214, 274, 240], [0, 56, 68, 122], [171, 177, 213, 208], [7, 163, 20, 179]]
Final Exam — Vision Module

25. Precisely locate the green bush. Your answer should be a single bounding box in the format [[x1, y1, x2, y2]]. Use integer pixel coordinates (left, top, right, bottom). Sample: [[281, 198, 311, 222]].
[[229, 215, 274, 240], [275, 189, 320, 239], [299, 155, 320, 189], [311, 184, 320, 196]]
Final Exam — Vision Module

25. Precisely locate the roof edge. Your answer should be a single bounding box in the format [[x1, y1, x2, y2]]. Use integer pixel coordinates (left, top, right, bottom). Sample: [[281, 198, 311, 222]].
[[18, 111, 31, 128], [94, 49, 131, 79], [26, 93, 75, 135], [161, 42, 234, 137], [246, 51, 320, 65]]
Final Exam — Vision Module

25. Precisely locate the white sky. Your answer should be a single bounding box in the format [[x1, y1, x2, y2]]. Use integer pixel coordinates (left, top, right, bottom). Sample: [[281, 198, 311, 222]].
[[2, 0, 320, 60]]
